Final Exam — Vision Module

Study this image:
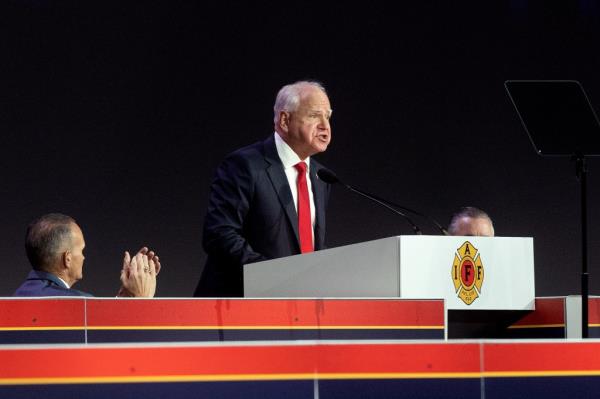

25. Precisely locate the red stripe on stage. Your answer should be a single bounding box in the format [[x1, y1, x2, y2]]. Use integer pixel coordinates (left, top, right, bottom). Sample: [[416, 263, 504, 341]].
[[0, 345, 314, 378], [5, 341, 600, 382], [484, 342, 600, 372], [588, 298, 600, 324], [85, 299, 444, 328], [315, 343, 479, 374], [511, 298, 565, 326], [0, 343, 479, 380], [0, 299, 85, 328]]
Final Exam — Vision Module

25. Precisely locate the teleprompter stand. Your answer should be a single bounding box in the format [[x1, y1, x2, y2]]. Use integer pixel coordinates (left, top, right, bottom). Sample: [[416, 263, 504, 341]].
[[505, 80, 600, 338]]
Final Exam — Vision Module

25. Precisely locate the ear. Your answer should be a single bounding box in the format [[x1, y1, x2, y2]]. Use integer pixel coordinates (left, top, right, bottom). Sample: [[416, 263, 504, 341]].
[[278, 111, 290, 133], [63, 251, 72, 269]]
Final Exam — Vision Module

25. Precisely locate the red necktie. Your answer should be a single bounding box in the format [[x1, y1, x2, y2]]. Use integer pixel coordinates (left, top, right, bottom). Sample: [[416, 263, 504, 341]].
[[294, 162, 313, 253]]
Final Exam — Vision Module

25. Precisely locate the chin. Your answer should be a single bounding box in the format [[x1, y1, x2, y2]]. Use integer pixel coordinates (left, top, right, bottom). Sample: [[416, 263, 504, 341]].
[[312, 144, 328, 154]]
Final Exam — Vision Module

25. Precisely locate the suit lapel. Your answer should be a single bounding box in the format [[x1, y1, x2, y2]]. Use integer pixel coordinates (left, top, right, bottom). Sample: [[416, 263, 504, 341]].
[[263, 136, 300, 247]]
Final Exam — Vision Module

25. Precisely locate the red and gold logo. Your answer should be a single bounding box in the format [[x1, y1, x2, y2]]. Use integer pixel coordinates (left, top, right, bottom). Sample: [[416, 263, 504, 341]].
[[451, 241, 484, 305]]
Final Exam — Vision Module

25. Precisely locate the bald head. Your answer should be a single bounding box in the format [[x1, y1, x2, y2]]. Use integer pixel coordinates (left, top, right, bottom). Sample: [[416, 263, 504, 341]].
[[448, 207, 495, 237]]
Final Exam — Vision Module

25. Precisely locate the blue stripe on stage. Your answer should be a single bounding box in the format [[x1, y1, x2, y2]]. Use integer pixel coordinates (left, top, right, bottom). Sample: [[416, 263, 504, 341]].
[[0, 330, 85, 344], [0, 328, 442, 344], [0, 329, 442, 345], [484, 376, 600, 399], [86, 328, 444, 343], [4, 327, 577, 343], [3, 377, 600, 398], [319, 378, 481, 399], [589, 327, 600, 338], [0, 381, 314, 399]]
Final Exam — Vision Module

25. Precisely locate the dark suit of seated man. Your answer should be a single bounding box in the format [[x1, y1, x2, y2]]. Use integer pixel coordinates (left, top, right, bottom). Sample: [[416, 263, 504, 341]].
[[14, 213, 161, 297]]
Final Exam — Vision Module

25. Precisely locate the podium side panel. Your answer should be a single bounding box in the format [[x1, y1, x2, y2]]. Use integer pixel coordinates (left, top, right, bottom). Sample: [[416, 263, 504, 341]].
[[244, 237, 401, 297]]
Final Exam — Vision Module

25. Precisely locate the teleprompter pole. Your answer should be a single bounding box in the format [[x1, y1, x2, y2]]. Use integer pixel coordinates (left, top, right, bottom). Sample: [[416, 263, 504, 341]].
[[575, 153, 589, 338]]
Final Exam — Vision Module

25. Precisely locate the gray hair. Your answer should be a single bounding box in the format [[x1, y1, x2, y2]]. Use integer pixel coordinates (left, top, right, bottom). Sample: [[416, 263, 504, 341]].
[[448, 207, 493, 235], [273, 80, 327, 124], [25, 213, 76, 271]]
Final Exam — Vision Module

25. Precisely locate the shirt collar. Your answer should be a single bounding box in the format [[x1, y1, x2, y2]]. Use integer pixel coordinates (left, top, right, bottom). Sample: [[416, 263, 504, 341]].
[[274, 132, 311, 169], [56, 275, 70, 288]]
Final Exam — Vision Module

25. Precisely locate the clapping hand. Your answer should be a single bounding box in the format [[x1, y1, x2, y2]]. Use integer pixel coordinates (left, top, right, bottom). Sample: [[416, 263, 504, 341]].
[[117, 247, 160, 297]]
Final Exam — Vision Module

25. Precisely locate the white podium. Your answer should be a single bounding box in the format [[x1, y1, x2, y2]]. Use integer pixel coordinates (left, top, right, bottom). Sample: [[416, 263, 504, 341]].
[[244, 236, 535, 310]]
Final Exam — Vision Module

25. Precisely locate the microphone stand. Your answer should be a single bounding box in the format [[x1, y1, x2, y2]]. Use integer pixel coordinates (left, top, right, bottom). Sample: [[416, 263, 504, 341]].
[[360, 192, 449, 235], [317, 168, 431, 235], [344, 184, 422, 235]]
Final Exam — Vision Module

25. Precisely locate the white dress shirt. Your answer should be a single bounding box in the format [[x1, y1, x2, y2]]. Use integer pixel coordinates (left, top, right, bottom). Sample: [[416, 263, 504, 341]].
[[57, 275, 70, 288]]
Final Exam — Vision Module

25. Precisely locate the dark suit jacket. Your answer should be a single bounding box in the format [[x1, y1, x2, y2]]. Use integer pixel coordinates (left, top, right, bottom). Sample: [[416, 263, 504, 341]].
[[13, 270, 93, 297], [194, 135, 330, 297]]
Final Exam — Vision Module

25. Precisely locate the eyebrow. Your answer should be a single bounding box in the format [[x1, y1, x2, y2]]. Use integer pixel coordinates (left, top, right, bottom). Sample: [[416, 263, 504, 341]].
[[308, 109, 333, 115]]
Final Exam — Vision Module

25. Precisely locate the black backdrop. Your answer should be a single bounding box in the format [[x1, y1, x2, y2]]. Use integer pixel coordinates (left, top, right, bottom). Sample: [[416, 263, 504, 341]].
[[3, 1, 600, 297]]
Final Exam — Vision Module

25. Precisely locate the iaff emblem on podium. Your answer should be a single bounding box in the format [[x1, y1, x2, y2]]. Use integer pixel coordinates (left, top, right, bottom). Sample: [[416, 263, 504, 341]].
[[451, 241, 485, 305]]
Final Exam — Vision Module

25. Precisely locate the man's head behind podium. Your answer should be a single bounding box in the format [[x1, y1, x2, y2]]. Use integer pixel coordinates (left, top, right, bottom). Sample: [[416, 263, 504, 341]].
[[448, 207, 495, 237]]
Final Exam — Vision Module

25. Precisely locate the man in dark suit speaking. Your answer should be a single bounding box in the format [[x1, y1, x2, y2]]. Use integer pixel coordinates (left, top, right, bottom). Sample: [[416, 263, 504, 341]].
[[194, 81, 333, 297]]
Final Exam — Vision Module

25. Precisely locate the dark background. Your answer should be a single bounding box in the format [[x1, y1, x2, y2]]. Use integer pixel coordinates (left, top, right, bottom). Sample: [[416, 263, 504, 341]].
[[2, 1, 600, 297]]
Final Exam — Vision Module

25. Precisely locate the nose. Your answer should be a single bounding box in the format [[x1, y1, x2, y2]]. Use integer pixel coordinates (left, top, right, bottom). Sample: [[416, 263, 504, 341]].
[[317, 115, 330, 130]]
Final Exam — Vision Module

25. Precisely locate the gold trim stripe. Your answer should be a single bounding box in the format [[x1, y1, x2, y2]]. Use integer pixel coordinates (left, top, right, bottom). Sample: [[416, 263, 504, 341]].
[[507, 324, 565, 329], [3, 370, 600, 385], [0, 325, 444, 332]]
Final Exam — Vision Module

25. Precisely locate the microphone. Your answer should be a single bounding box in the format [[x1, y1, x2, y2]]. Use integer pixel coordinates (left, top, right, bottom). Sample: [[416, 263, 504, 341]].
[[317, 169, 450, 236], [317, 168, 422, 235], [364, 193, 449, 236]]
